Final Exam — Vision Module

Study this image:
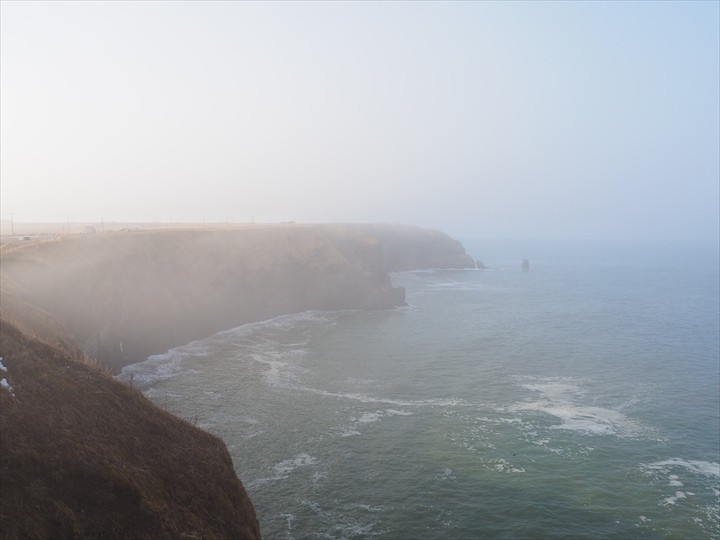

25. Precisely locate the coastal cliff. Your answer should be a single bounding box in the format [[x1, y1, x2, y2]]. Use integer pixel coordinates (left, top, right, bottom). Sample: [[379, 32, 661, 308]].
[[354, 224, 476, 271], [0, 223, 474, 539], [0, 224, 473, 373], [0, 320, 261, 540]]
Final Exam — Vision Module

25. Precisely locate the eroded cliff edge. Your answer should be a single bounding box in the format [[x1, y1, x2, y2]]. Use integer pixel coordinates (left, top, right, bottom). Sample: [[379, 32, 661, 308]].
[[0, 223, 474, 539], [0, 319, 261, 540], [0, 224, 474, 373]]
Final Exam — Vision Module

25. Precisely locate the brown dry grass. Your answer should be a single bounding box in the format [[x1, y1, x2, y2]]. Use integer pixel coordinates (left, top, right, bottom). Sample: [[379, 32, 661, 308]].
[[0, 318, 260, 539]]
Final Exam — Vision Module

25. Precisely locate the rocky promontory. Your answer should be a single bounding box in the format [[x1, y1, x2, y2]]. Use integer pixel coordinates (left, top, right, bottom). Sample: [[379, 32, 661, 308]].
[[0, 223, 474, 539], [0, 224, 474, 373]]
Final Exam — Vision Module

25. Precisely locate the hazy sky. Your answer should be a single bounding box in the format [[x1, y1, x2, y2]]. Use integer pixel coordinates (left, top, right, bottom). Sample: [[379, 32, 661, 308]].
[[1, 1, 718, 242]]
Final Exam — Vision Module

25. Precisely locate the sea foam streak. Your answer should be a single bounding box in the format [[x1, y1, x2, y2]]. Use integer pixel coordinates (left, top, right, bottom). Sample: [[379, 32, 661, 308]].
[[119, 340, 211, 387], [644, 459, 720, 478], [642, 458, 720, 515], [335, 409, 414, 437], [508, 378, 648, 437], [118, 310, 334, 387], [250, 453, 319, 487]]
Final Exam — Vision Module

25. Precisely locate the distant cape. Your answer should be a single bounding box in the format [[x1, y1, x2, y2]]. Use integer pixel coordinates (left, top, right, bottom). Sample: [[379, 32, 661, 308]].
[[0, 223, 476, 372]]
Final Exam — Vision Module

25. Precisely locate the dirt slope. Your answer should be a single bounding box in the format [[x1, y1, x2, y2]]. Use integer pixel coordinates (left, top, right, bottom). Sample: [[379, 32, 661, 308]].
[[0, 319, 260, 540]]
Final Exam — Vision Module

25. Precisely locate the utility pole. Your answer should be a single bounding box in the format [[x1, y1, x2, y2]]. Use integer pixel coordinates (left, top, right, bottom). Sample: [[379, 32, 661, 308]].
[[10, 212, 14, 236]]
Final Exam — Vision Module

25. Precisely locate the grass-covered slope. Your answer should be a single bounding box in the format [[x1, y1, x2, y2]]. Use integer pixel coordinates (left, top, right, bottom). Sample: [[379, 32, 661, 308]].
[[0, 319, 261, 539]]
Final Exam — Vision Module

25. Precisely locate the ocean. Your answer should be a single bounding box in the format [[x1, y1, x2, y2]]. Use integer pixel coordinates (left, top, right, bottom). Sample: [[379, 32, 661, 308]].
[[120, 238, 719, 539]]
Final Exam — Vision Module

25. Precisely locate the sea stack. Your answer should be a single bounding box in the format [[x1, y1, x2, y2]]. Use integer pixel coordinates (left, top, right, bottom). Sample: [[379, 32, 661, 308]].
[[522, 258, 530, 271]]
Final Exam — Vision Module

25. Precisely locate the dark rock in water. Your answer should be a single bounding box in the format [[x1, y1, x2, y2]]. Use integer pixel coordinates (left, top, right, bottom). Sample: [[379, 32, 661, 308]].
[[522, 258, 530, 271], [475, 260, 488, 269]]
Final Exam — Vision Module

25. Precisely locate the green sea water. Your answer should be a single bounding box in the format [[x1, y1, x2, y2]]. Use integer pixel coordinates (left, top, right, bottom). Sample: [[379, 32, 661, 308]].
[[122, 240, 719, 539]]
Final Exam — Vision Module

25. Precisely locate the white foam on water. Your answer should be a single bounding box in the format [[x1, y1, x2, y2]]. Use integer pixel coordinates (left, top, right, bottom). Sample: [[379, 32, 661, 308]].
[[644, 459, 720, 479], [344, 377, 377, 387], [214, 310, 337, 343], [280, 513, 296, 537], [492, 459, 525, 474], [273, 453, 317, 476], [300, 386, 418, 406], [300, 499, 387, 538], [509, 378, 648, 438], [296, 385, 461, 408], [358, 412, 383, 424], [353, 503, 387, 513], [662, 491, 688, 506], [436, 468, 456, 481], [312, 470, 326, 486], [642, 459, 719, 515], [250, 354, 295, 387], [386, 409, 413, 416], [668, 475, 684, 487], [334, 408, 415, 438], [251, 453, 319, 487], [423, 397, 469, 407], [238, 416, 265, 439], [0, 357, 6, 371], [393, 269, 440, 276], [118, 310, 334, 388], [120, 351, 186, 387], [701, 501, 720, 532], [426, 280, 487, 292]]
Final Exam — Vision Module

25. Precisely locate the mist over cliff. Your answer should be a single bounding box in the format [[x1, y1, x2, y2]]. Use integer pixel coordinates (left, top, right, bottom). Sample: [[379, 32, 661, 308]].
[[1, 224, 474, 372], [0, 223, 474, 538]]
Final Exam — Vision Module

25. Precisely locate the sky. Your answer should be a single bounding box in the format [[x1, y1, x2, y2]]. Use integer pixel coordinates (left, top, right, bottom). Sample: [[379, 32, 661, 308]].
[[1, 1, 718, 242]]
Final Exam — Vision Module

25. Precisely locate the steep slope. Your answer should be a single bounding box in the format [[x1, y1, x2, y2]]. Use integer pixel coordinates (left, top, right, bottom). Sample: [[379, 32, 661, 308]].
[[353, 224, 476, 271], [0, 222, 474, 539], [0, 319, 261, 539], [0, 224, 472, 372]]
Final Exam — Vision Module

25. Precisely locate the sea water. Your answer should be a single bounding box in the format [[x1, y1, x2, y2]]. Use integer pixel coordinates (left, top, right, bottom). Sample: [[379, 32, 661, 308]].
[[121, 239, 719, 539]]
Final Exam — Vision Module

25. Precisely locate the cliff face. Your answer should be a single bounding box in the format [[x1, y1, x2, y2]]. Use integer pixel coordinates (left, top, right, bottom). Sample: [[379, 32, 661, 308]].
[[0, 224, 472, 373], [353, 224, 476, 271], [0, 319, 261, 540], [0, 223, 474, 539]]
